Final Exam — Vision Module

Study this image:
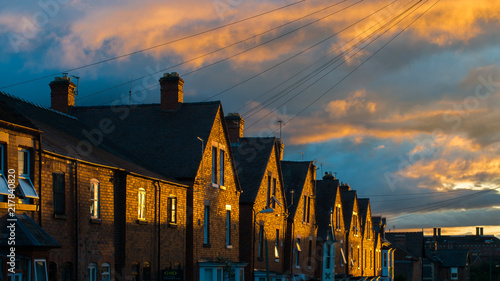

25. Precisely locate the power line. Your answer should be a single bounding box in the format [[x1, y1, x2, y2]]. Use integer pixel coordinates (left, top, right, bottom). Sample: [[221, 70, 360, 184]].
[[0, 0, 305, 90], [76, 0, 354, 102], [201, 0, 398, 103], [244, 0, 426, 130], [274, 0, 439, 133], [241, 0, 419, 121]]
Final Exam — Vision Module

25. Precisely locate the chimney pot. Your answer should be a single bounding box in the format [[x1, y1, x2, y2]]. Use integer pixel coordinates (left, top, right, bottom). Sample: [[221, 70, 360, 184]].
[[225, 113, 245, 143], [159, 72, 184, 111], [438, 228, 441, 236], [50, 76, 76, 113]]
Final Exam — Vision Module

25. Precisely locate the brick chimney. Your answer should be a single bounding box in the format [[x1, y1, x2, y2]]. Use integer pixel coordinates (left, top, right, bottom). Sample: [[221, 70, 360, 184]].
[[225, 113, 245, 143], [50, 75, 75, 113], [277, 138, 285, 161], [159, 72, 184, 111]]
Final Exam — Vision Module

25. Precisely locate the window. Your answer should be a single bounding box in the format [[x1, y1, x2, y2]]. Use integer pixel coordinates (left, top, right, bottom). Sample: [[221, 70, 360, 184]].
[[212, 147, 217, 184], [17, 148, 39, 199], [219, 149, 225, 186], [131, 263, 139, 281], [34, 259, 48, 281], [353, 214, 358, 235], [383, 252, 387, 267], [336, 206, 341, 230], [258, 225, 264, 259], [204, 269, 213, 281], [308, 239, 312, 267], [143, 262, 151, 281], [325, 244, 332, 269], [53, 173, 65, 215], [451, 267, 458, 280], [357, 248, 360, 269], [90, 179, 99, 219], [303, 196, 307, 223], [274, 229, 279, 259], [204, 206, 210, 245], [138, 188, 146, 220], [295, 238, 301, 268], [88, 263, 97, 281], [271, 178, 276, 208], [226, 209, 231, 247], [168, 196, 177, 224], [266, 176, 271, 208], [0, 144, 10, 196], [61, 262, 72, 281], [101, 263, 110, 281], [306, 196, 311, 223]]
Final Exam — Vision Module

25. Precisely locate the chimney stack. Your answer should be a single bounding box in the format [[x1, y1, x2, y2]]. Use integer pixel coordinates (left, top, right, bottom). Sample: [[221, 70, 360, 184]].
[[277, 138, 285, 161], [225, 113, 245, 143], [159, 72, 184, 111], [476, 227, 480, 236], [322, 172, 335, 180], [480, 227, 484, 236], [50, 74, 75, 113], [438, 228, 441, 236], [433, 228, 437, 237]]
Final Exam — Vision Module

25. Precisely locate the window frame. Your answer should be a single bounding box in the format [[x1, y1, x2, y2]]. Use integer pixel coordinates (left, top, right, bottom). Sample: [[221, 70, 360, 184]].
[[0, 143, 4, 176], [101, 263, 110, 281], [204, 206, 210, 245], [271, 178, 276, 208], [138, 188, 146, 221], [53, 172, 65, 215], [34, 259, 49, 281], [295, 237, 301, 268], [88, 263, 97, 281], [0, 144, 10, 196], [17, 148, 39, 200], [212, 146, 218, 185], [274, 229, 280, 259], [226, 209, 231, 247], [266, 175, 271, 208], [258, 224, 264, 259], [90, 179, 100, 219], [168, 196, 177, 224], [219, 149, 225, 187], [18, 148, 30, 178], [451, 267, 458, 280]]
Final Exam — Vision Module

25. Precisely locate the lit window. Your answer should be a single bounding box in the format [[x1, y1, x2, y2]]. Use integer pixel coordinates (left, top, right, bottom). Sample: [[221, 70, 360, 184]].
[[219, 149, 225, 187], [88, 263, 97, 281], [34, 259, 48, 281], [101, 263, 110, 281], [90, 179, 99, 219], [168, 196, 177, 224], [138, 188, 146, 220], [53, 173, 65, 215], [275, 229, 280, 259], [204, 206, 210, 245], [212, 147, 217, 185]]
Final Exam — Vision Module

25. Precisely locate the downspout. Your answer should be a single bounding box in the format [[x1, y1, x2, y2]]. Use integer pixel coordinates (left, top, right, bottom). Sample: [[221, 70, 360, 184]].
[[155, 180, 161, 278], [74, 160, 79, 280], [290, 221, 295, 280], [38, 133, 42, 226], [252, 206, 256, 281]]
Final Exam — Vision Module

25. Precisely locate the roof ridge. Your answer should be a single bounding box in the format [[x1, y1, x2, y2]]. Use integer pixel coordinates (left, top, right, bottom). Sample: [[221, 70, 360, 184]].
[[0, 91, 77, 120]]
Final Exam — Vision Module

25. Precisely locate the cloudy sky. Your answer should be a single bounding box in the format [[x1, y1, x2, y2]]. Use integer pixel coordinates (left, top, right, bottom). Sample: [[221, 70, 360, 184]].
[[1, 0, 500, 234]]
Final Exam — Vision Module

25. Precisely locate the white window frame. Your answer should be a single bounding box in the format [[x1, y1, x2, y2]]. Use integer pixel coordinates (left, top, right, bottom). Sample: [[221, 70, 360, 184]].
[[451, 267, 458, 280], [17, 148, 39, 199], [90, 179, 99, 219], [168, 196, 177, 224], [34, 259, 48, 281], [101, 263, 110, 281], [138, 188, 146, 220], [226, 207, 232, 248], [88, 263, 97, 281]]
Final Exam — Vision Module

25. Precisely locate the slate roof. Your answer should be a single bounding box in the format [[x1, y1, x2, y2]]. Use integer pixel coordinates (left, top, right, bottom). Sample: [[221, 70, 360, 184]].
[[232, 137, 277, 203], [71, 102, 221, 180], [281, 161, 313, 218], [357, 198, 370, 235], [424, 235, 500, 244], [385, 232, 424, 259], [315, 178, 340, 239], [340, 189, 357, 231], [0, 92, 179, 183], [0, 213, 60, 248], [436, 249, 469, 267]]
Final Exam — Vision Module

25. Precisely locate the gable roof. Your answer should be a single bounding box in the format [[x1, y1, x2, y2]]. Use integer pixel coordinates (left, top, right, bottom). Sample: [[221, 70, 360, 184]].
[[436, 249, 469, 267], [340, 189, 357, 231], [357, 198, 370, 234], [232, 137, 278, 203], [0, 92, 180, 183], [281, 161, 313, 218], [315, 178, 341, 239], [385, 232, 424, 259], [71, 102, 221, 179]]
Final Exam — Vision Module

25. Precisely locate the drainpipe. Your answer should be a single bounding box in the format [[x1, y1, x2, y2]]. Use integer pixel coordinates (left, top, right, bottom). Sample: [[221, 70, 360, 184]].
[[154, 180, 161, 278], [38, 133, 42, 226], [74, 160, 79, 280]]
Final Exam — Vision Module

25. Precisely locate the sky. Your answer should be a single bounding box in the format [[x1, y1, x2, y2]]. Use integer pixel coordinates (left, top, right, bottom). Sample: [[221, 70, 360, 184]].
[[1, 0, 500, 235]]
